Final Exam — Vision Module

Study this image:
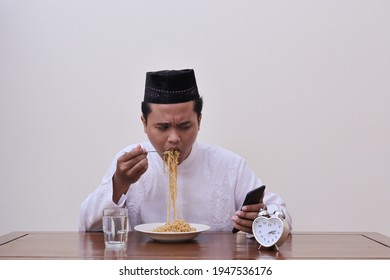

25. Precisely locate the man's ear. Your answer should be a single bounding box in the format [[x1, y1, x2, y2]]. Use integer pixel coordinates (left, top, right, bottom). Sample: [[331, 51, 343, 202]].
[[197, 114, 202, 130], [141, 115, 147, 133]]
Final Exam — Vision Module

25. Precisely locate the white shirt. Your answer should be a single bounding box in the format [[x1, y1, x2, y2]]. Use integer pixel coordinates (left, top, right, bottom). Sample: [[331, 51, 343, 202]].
[[79, 141, 292, 231]]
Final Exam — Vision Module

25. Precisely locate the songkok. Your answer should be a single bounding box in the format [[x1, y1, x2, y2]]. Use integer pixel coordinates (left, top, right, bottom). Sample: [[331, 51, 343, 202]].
[[144, 69, 200, 104]]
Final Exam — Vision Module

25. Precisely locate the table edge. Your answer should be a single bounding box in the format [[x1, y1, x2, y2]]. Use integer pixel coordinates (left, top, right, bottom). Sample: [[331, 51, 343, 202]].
[[0, 232, 29, 246]]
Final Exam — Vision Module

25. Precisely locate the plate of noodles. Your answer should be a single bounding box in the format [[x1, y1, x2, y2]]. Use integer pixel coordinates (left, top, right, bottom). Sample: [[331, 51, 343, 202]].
[[134, 222, 210, 242]]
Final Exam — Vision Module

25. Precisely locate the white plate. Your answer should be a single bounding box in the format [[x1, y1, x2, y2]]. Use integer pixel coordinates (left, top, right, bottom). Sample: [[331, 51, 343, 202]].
[[134, 223, 210, 242]]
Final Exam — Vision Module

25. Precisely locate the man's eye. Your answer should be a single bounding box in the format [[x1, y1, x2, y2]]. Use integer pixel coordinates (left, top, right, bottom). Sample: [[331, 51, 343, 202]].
[[156, 125, 169, 131], [179, 122, 192, 130], [179, 124, 191, 130]]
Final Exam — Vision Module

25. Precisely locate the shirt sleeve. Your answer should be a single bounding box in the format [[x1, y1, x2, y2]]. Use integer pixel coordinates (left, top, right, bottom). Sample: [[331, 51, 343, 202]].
[[79, 156, 124, 231], [234, 155, 293, 233]]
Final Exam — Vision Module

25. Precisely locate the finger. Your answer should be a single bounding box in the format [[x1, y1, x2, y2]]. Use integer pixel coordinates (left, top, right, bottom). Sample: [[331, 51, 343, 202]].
[[242, 202, 265, 212], [231, 216, 253, 234], [242, 201, 266, 211], [127, 157, 148, 178], [237, 202, 266, 222], [120, 145, 146, 161], [235, 209, 257, 222], [118, 150, 147, 172], [122, 157, 148, 183]]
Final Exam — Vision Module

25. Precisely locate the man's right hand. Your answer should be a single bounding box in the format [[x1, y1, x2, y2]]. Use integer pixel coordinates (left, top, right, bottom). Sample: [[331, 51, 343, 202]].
[[112, 145, 148, 203]]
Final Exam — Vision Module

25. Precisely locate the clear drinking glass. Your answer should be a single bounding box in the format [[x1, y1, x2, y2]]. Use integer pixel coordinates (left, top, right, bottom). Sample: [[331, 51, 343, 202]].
[[102, 208, 129, 248]]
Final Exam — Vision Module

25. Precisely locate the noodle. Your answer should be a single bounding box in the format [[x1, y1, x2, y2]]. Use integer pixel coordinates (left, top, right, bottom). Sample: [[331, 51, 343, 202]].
[[152, 150, 196, 233], [153, 219, 196, 233]]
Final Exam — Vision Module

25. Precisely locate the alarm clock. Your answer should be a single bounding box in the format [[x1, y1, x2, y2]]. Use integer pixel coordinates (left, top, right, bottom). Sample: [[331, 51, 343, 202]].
[[252, 208, 290, 251]]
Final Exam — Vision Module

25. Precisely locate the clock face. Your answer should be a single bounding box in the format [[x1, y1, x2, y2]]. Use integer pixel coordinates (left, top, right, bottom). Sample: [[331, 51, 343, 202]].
[[253, 217, 284, 247]]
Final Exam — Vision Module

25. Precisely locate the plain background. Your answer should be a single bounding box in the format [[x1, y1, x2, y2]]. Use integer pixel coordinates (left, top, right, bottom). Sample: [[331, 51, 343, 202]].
[[1, 0, 389, 237]]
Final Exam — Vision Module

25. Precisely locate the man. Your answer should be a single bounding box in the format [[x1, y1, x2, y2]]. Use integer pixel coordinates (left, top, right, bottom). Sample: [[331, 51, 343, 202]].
[[80, 69, 292, 234]]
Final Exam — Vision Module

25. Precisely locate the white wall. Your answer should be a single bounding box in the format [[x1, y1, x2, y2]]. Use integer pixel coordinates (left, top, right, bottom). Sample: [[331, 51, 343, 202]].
[[1, 0, 389, 237]]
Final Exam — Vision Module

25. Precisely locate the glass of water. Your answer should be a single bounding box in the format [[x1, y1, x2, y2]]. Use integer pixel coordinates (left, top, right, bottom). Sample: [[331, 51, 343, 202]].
[[102, 208, 129, 248]]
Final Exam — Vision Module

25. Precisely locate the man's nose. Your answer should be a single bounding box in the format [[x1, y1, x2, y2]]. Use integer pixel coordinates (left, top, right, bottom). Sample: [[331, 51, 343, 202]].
[[168, 129, 180, 144]]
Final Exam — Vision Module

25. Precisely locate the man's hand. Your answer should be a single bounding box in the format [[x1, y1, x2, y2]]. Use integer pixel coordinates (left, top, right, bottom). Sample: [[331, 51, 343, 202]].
[[112, 145, 148, 203], [231, 202, 266, 234]]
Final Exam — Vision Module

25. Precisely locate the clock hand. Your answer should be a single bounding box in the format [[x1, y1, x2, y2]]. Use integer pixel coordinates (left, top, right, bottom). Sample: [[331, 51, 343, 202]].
[[268, 230, 276, 234]]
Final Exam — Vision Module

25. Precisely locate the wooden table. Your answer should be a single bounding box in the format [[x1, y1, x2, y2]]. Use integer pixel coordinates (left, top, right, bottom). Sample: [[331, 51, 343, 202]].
[[1, 231, 390, 260]]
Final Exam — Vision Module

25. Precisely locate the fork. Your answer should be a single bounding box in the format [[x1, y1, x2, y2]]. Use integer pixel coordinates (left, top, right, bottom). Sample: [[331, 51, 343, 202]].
[[146, 150, 166, 155]]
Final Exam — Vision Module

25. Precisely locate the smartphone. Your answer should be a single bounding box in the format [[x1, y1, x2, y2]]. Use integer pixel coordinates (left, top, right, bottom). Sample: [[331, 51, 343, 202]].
[[232, 185, 266, 233]]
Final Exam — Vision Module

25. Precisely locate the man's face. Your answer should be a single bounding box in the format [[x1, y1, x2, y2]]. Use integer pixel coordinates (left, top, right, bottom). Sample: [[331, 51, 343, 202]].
[[142, 101, 201, 163]]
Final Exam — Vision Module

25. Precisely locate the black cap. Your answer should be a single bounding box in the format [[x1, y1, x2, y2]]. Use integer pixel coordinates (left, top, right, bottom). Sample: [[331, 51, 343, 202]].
[[144, 69, 200, 104]]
